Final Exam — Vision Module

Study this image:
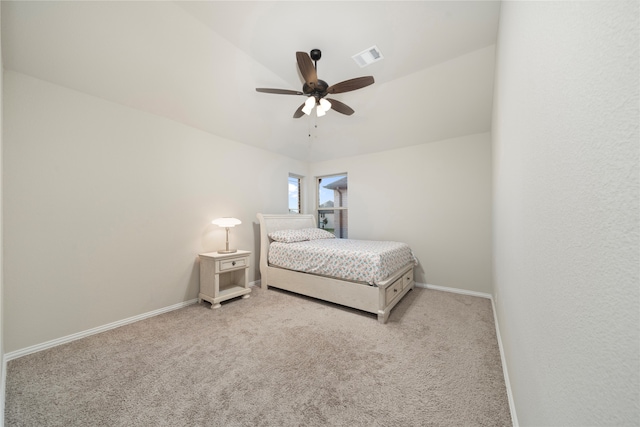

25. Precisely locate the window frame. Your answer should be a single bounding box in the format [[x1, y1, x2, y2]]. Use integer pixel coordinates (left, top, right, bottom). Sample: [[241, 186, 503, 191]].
[[288, 173, 303, 214], [316, 173, 348, 238]]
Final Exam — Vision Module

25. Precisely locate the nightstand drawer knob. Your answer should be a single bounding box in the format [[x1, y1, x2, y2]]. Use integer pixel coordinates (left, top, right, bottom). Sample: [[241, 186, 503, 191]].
[[232, 261, 236, 266]]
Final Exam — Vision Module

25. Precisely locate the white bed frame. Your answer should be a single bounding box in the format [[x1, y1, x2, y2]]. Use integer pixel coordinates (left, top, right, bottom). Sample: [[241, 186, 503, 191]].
[[257, 213, 415, 323]]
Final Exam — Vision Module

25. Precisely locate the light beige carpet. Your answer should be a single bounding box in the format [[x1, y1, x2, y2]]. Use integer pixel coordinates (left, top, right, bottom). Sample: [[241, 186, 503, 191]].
[[5, 286, 512, 426]]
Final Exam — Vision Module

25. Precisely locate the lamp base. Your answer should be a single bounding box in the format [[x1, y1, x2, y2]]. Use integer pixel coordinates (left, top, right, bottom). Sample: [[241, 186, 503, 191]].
[[218, 249, 237, 254]]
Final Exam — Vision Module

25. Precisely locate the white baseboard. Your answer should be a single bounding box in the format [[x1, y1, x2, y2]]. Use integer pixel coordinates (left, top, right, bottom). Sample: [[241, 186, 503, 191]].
[[1, 356, 5, 427], [3, 298, 198, 362], [250, 279, 261, 288], [415, 282, 493, 300], [490, 297, 519, 427], [415, 282, 518, 426]]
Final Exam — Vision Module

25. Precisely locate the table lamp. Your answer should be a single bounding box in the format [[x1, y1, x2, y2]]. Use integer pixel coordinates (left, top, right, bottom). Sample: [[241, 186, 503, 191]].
[[212, 217, 242, 253]]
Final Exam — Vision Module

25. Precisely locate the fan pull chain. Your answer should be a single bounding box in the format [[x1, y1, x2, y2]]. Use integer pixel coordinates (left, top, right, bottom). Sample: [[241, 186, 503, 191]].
[[307, 117, 319, 141]]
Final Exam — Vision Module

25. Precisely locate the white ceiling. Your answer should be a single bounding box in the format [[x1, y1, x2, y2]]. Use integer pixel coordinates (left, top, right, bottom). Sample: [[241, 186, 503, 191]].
[[1, 1, 501, 162]]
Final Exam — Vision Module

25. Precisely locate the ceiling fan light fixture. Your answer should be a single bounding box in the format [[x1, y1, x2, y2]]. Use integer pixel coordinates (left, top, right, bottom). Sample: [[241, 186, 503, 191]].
[[302, 96, 315, 115], [319, 98, 332, 112], [316, 107, 326, 117]]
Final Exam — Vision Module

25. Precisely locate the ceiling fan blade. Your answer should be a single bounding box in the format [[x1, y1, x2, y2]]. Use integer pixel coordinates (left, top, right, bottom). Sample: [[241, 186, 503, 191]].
[[296, 51, 318, 88], [256, 88, 304, 95], [325, 98, 355, 116], [293, 102, 306, 118], [327, 76, 375, 94]]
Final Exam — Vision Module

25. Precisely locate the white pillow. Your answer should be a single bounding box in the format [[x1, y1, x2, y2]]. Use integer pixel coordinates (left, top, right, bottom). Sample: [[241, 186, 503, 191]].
[[268, 229, 311, 243], [268, 228, 335, 243], [305, 228, 336, 240]]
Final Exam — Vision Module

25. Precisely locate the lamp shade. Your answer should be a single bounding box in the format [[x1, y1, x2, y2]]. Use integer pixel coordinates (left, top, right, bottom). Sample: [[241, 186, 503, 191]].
[[319, 98, 332, 112], [212, 217, 242, 228], [302, 96, 315, 115]]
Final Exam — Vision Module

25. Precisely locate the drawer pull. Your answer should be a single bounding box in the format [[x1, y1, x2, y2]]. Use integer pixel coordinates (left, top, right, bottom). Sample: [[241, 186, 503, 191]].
[[232, 261, 236, 266], [394, 288, 398, 292]]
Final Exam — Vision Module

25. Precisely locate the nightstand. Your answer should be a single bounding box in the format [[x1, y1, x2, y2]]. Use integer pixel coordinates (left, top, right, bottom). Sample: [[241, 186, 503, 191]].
[[198, 250, 251, 309]]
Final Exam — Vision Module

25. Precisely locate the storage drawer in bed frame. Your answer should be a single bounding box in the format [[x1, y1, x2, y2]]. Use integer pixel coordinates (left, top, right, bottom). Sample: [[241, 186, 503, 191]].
[[385, 268, 415, 305], [403, 269, 414, 289], [385, 277, 403, 305]]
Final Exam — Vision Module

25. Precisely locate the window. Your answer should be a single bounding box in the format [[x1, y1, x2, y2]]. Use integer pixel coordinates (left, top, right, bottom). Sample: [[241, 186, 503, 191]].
[[317, 173, 348, 238], [288, 174, 302, 214]]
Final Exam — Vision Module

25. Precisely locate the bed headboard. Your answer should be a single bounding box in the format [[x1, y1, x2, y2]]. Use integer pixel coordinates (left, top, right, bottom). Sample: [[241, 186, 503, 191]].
[[256, 213, 316, 289]]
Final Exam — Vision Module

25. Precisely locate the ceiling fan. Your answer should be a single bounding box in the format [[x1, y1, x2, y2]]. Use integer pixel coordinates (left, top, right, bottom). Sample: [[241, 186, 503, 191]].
[[256, 49, 375, 118]]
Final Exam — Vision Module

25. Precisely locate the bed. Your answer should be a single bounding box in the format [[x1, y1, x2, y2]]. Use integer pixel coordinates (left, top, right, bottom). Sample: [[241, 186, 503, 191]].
[[257, 213, 416, 323]]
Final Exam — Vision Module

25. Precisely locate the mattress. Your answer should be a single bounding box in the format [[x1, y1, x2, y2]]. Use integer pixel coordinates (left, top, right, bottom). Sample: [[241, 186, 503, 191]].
[[268, 238, 416, 285]]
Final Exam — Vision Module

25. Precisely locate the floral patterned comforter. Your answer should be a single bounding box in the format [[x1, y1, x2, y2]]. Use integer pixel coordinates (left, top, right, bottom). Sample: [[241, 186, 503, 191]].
[[268, 238, 416, 285]]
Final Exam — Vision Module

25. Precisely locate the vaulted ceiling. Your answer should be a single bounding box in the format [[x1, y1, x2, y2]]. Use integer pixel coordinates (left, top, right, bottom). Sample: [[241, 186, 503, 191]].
[[1, 1, 501, 162]]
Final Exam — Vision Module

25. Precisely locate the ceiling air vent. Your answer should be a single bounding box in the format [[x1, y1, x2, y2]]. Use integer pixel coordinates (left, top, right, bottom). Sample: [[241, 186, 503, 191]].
[[352, 45, 383, 68]]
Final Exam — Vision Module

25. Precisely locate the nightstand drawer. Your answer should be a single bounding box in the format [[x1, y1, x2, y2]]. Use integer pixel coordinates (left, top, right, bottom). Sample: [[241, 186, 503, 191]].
[[218, 257, 248, 272]]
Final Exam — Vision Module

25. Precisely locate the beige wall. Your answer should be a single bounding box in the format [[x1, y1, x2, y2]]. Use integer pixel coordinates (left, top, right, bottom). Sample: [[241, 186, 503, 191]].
[[2, 71, 307, 353], [2, 53, 494, 359], [3, 68, 493, 356], [493, 1, 639, 425], [308, 133, 492, 294]]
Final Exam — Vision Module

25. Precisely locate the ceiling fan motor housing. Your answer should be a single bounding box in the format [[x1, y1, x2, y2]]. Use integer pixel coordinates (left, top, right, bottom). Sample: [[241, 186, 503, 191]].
[[303, 79, 329, 97]]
